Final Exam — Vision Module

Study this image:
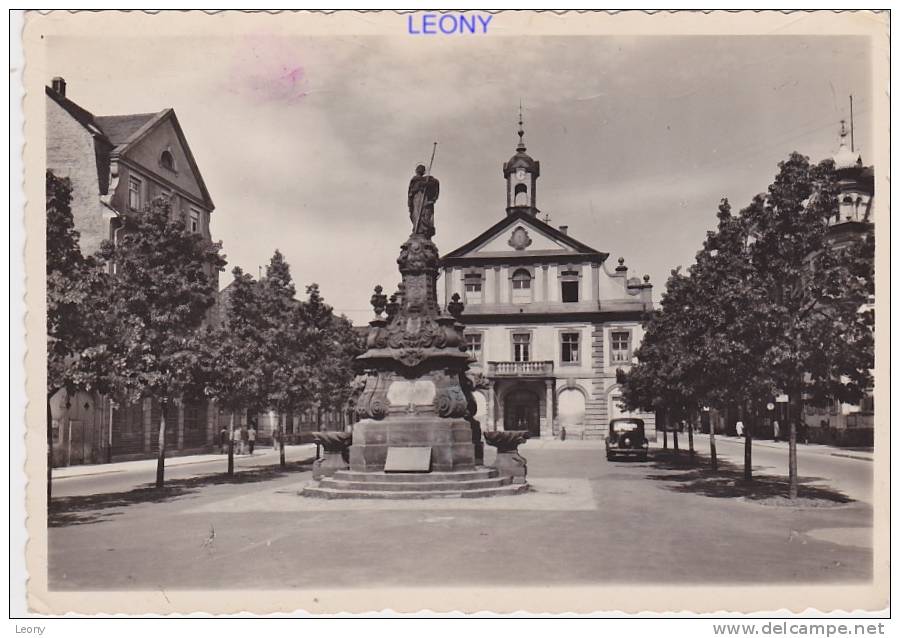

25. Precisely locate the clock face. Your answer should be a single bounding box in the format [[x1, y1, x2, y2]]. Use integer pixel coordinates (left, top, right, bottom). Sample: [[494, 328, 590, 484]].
[[516, 168, 526, 181]]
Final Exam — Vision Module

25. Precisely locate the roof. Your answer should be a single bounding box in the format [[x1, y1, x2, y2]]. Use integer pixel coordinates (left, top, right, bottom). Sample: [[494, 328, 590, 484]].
[[47, 83, 215, 210], [442, 208, 609, 263], [95, 113, 162, 147]]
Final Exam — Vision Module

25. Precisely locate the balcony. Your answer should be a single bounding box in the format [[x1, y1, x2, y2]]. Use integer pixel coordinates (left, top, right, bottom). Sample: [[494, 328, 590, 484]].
[[487, 361, 554, 378]]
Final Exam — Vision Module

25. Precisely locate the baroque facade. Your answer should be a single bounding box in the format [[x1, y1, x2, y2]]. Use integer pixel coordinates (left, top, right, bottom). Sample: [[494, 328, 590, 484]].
[[46, 77, 219, 465], [440, 125, 655, 440]]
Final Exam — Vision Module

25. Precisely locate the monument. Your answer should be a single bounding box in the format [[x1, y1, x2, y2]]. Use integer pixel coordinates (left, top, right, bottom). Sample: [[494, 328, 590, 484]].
[[302, 162, 529, 499]]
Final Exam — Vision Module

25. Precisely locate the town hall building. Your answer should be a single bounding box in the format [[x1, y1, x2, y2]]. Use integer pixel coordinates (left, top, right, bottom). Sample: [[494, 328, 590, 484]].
[[441, 122, 656, 440]]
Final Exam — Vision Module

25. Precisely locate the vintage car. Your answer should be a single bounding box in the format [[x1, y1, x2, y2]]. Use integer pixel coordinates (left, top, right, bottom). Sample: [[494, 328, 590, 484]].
[[605, 418, 649, 461]]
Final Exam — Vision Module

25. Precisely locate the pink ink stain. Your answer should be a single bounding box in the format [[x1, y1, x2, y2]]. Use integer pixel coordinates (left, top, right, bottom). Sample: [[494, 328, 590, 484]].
[[226, 40, 309, 104]]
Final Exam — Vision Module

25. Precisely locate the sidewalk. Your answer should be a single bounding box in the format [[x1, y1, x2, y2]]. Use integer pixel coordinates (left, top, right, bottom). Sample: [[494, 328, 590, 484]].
[[52, 443, 317, 480], [692, 433, 874, 461]]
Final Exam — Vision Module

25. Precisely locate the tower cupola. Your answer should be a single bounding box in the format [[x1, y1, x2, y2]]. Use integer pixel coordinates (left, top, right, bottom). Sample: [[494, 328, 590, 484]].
[[502, 103, 540, 216]]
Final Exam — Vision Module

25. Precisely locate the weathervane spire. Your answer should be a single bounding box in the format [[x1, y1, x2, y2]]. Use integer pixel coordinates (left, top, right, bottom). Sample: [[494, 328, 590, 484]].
[[517, 100, 526, 152]]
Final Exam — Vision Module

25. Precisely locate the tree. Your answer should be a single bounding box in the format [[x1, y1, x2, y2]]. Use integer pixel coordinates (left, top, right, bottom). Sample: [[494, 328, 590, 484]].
[[299, 284, 363, 431], [100, 197, 225, 488], [46, 171, 111, 498], [201, 267, 267, 475], [741, 154, 874, 497], [258, 250, 315, 468]]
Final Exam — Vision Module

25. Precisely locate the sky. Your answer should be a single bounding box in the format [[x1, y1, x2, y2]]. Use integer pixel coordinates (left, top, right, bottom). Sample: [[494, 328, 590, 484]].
[[48, 33, 872, 325]]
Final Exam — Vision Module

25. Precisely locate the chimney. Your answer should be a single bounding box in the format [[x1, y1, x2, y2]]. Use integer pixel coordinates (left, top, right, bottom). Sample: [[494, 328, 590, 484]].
[[559, 225, 568, 235], [51, 77, 66, 98]]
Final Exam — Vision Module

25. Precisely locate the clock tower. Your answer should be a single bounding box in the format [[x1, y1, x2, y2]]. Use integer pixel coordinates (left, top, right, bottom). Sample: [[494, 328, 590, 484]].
[[502, 106, 540, 216]]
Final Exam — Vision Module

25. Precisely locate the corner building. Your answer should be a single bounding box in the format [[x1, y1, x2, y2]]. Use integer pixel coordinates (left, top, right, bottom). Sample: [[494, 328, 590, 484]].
[[441, 127, 655, 440]]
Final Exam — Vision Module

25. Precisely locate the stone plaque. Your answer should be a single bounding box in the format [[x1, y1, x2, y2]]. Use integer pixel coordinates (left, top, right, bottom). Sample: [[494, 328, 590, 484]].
[[387, 380, 436, 406], [384, 446, 432, 473]]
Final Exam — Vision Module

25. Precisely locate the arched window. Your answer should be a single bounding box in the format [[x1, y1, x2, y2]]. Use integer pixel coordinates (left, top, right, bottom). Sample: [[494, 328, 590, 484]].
[[514, 183, 528, 206], [160, 150, 175, 171], [511, 268, 532, 304]]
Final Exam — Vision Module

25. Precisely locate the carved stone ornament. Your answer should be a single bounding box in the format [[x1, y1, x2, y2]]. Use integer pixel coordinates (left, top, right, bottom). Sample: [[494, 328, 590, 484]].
[[434, 385, 469, 418], [508, 226, 533, 251], [397, 348, 427, 367]]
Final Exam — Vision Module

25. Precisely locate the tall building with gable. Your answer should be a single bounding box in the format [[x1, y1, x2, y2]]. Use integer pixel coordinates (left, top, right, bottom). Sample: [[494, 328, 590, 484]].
[[440, 120, 656, 440], [46, 77, 219, 465]]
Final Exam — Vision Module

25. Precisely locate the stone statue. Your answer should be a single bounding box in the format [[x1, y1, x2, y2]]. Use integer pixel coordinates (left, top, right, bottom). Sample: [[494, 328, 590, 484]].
[[408, 164, 440, 238]]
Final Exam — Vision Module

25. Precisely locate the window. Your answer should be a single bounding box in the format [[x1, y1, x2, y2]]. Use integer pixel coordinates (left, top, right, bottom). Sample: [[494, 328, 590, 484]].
[[561, 281, 579, 302], [465, 333, 483, 363], [511, 268, 532, 304], [464, 274, 482, 304], [513, 333, 531, 362], [190, 208, 201, 234], [561, 332, 580, 364], [514, 183, 528, 206], [160, 150, 175, 171], [610, 330, 632, 363], [561, 269, 580, 303], [128, 176, 142, 210]]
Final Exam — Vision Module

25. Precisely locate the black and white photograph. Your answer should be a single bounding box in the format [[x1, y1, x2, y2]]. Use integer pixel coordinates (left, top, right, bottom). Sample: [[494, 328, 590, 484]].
[[14, 8, 889, 620]]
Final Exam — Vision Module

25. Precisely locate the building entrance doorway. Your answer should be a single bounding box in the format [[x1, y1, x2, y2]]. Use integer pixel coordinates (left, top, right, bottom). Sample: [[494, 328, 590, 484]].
[[504, 389, 540, 438]]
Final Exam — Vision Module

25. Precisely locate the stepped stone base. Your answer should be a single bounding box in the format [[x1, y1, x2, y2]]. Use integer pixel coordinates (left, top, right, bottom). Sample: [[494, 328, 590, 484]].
[[301, 467, 529, 500]]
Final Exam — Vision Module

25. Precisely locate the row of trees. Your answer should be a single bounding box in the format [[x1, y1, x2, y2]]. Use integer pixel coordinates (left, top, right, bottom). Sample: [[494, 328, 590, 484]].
[[47, 171, 361, 495], [619, 153, 874, 496]]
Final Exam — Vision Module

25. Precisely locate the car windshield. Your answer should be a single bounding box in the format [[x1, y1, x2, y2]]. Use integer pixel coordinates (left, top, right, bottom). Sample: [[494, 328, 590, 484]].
[[611, 420, 642, 432]]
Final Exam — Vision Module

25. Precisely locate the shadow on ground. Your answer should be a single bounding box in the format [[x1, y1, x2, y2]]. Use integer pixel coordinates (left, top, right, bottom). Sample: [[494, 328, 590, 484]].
[[643, 450, 854, 505], [49, 459, 315, 528]]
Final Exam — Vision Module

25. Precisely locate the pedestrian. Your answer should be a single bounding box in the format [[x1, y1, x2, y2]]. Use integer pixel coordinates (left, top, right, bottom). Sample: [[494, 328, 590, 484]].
[[219, 425, 228, 454], [772, 420, 780, 442], [735, 420, 744, 438], [232, 426, 242, 455], [248, 426, 257, 455]]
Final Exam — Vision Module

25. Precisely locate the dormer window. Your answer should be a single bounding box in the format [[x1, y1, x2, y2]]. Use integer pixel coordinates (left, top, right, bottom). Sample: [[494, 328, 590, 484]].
[[511, 268, 533, 304], [160, 150, 176, 172]]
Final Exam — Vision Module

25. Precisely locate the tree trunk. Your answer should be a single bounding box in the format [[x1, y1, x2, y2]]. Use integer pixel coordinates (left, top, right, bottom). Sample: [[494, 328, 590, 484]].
[[743, 404, 752, 481], [227, 412, 235, 476], [708, 414, 718, 471], [155, 403, 167, 489], [662, 411, 668, 450], [47, 396, 54, 502], [688, 419, 695, 458], [279, 413, 286, 468], [788, 392, 799, 499], [673, 427, 679, 451]]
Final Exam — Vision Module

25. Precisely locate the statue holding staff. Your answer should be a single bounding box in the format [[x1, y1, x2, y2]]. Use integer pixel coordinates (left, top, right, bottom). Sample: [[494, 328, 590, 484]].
[[408, 143, 439, 238]]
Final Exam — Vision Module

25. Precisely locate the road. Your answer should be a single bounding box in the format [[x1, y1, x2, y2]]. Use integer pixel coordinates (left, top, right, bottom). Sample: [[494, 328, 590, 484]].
[[689, 434, 874, 504]]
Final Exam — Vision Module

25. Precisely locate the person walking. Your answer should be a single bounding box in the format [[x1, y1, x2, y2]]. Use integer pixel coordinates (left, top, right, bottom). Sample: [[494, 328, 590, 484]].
[[772, 420, 781, 442], [248, 426, 257, 455], [231, 425, 241, 455], [735, 420, 744, 438], [219, 425, 228, 454]]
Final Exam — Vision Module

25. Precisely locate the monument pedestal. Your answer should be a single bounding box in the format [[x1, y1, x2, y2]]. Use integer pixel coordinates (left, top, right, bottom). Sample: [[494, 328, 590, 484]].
[[349, 416, 475, 472]]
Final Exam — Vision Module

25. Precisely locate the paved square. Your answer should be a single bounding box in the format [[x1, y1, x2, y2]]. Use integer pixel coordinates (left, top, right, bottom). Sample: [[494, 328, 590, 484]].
[[48, 443, 873, 591]]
